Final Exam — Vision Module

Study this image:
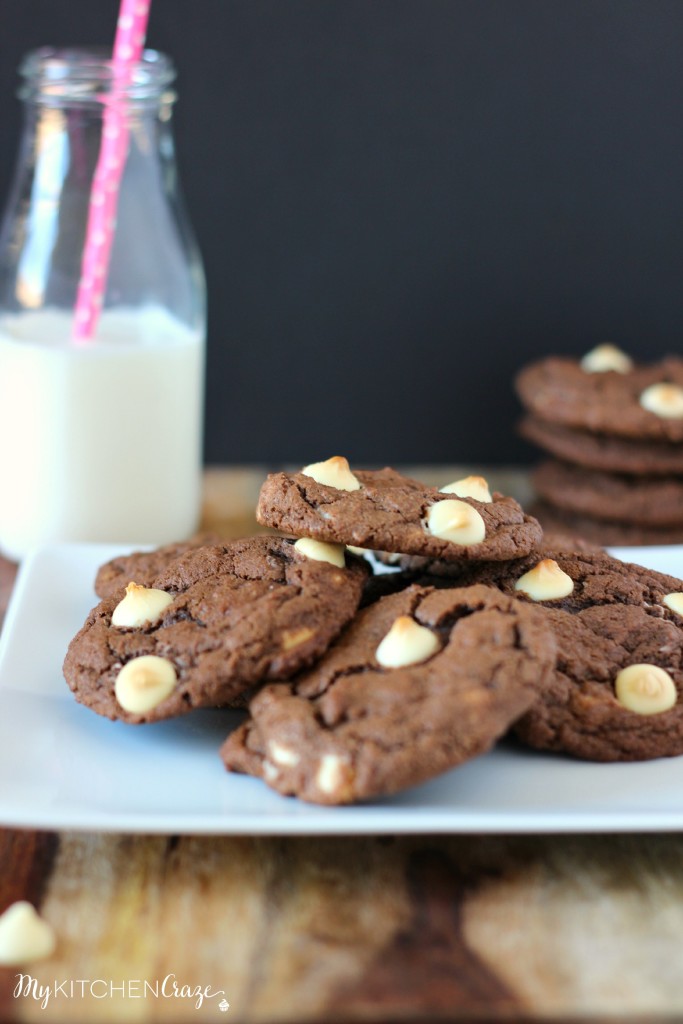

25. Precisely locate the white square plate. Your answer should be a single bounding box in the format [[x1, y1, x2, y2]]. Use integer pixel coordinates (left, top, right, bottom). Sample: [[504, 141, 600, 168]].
[[2, 542, 683, 834]]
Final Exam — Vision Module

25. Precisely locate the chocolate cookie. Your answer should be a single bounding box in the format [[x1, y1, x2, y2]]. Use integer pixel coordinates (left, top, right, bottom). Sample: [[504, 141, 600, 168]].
[[388, 546, 683, 761], [530, 501, 683, 547], [382, 531, 602, 579], [532, 460, 683, 527], [514, 600, 683, 761], [447, 547, 683, 610], [257, 460, 542, 563], [520, 415, 683, 477], [221, 584, 556, 804], [437, 544, 683, 762], [516, 355, 683, 441], [64, 536, 367, 724], [94, 533, 222, 599]]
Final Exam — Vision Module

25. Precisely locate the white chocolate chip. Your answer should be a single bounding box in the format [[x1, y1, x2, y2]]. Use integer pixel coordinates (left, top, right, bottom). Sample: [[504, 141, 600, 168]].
[[0, 902, 56, 966], [514, 559, 574, 601], [663, 592, 683, 616], [114, 655, 177, 714], [440, 475, 492, 503], [301, 456, 361, 491], [426, 499, 486, 546], [281, 626, 315, 651], [263, 761, 279, 782], [639, 383, 683, 420], [375, 615, 441, 668], [268, 742, 301, 767], [294, 537, 346, 567], [580, 343, 633, 374], [315, 753, 353, 796], [111, 581, 174, 628], [615, 664, 677, 715]]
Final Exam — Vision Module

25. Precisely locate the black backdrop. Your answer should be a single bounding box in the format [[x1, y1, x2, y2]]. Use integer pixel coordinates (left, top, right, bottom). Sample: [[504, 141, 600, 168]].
[[1, 1, 682, 466]]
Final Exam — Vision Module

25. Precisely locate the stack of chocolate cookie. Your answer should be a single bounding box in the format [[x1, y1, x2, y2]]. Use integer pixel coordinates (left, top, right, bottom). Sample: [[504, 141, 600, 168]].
[[63, 456, 683, 805], [517, 344, 683, 546]]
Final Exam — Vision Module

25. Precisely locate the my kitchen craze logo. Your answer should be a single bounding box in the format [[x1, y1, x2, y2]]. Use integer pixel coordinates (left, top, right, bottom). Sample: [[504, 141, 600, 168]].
[[14, 973, 229, 1011]]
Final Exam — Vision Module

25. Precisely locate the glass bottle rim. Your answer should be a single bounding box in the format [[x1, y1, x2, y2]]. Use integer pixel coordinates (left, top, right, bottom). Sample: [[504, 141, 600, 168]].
[[18, 47, 176, 106]]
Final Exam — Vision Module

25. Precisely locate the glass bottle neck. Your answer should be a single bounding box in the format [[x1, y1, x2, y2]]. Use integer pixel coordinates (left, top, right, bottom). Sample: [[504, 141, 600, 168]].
[[18, 47, 176, 112], [0, 45, 204, 334], [20, 96, 177, 134]]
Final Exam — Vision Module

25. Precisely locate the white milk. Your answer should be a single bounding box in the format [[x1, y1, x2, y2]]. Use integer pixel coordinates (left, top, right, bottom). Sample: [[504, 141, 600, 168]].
[[0, 307, 204, 560]]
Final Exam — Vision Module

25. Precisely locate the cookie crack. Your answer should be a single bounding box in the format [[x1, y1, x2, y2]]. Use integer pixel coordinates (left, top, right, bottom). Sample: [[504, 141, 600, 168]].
[[294, 480, 339, 512], [358, 487, 419, 525]]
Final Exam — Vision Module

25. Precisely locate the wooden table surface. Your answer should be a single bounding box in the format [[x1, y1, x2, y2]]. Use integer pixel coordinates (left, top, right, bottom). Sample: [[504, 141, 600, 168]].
[[0, 467, 681, 1024]]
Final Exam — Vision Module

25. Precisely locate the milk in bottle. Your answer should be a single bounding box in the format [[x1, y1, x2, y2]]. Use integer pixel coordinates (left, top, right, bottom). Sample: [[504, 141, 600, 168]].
[[0, 48, 206, 559]]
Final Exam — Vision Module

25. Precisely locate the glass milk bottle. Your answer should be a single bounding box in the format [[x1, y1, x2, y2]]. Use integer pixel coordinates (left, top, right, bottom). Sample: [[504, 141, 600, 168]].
[[0, 48, 206, 561]]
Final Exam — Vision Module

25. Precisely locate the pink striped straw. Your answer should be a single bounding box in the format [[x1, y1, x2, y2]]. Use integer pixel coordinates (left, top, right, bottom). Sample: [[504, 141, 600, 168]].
[[72, 0, 152, 343]]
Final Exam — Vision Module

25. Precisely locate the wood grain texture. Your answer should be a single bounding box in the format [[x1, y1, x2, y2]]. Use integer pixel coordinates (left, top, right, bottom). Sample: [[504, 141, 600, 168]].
[[0, 565, 47, 1019], [0, 556, 17, 631], [5, 834, 683, 1022], [0, 469, 682, 1023], [0, 832, 59, 1021]]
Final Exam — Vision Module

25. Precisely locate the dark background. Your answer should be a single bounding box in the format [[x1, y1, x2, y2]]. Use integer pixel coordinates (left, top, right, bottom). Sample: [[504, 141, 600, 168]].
[[1, 0, 682, 466]]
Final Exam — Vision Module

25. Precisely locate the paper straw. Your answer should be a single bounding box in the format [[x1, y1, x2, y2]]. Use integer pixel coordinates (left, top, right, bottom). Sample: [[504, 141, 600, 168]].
[[72, 0, 151, 343]]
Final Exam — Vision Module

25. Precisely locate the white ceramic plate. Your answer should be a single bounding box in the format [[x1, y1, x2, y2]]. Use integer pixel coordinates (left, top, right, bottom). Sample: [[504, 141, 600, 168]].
[[2, 542, 683, 835]]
